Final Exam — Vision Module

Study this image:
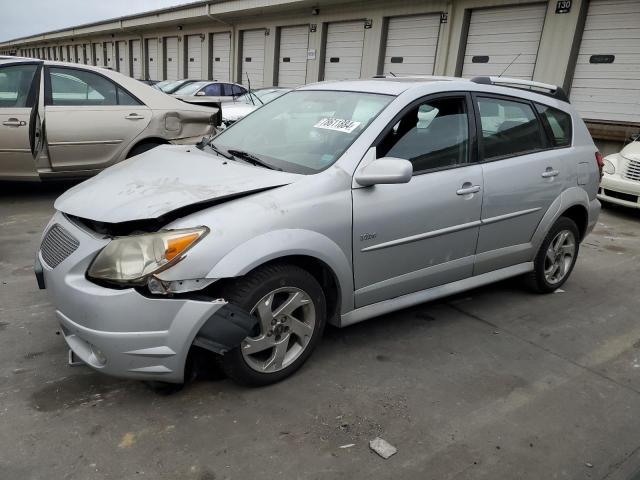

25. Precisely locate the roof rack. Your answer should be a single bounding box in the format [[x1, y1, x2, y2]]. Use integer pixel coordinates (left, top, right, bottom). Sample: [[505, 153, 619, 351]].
[[470, 76, 569, 103]]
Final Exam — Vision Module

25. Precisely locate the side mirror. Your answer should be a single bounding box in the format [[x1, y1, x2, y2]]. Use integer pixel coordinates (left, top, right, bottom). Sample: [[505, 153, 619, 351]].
[[196, 91, 206, 96], [354, 157, 413, 187]]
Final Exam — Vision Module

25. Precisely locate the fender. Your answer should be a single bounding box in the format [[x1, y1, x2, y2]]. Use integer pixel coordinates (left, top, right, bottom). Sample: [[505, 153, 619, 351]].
[[206, 229, 355, 313], [530, 187, 591, 253]]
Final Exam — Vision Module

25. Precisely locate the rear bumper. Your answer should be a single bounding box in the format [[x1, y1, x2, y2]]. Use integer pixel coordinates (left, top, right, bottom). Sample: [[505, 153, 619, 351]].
[[597, 175, 640, 209]]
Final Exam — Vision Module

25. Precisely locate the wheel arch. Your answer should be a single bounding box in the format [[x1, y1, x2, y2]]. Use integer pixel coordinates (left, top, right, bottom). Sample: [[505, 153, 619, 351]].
[[124, 136, 170, 158]]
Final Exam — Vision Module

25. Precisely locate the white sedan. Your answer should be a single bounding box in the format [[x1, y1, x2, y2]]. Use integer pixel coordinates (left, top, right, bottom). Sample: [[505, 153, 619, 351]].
[[599, 136, 640, 209]]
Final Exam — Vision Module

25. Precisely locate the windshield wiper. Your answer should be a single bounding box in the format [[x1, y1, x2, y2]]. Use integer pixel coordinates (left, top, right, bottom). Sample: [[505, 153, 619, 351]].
[[208, 142, 234, 160], [227, 149, 281, 171]]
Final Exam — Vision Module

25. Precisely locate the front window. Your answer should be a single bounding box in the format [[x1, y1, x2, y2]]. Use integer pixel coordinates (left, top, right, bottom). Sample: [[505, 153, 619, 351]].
[[212, 90, 392, 174]]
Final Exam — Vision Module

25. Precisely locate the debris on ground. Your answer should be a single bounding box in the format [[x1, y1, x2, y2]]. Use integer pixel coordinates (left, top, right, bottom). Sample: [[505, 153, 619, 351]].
[[369, 437, 397, 459], [339, 443, 355, 449], [585, 462, 593, 468]]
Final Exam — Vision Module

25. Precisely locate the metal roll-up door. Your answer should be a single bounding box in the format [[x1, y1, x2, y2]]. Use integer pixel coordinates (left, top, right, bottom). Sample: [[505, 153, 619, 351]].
[[241, 29, 266, 88], [60, 46, 66, 62], [146, 38, 160, 80], [211, 32, 231, 81], [278, 25, 309, 87], [570, 0, 640, 124], [105, 42, 115, 70], [92, 43, 102, 66], [131, 40, 142, 78], [382, 14, 441, 76], [186, 34, 202, 79], [117, 41, 130, 76], [461, 3, 547, 80], [323, 21, 365, 81], [165, 37, 179, 80]]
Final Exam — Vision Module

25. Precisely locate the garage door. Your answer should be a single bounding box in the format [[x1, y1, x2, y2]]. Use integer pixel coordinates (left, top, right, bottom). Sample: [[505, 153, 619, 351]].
[[278, 25, 309, 87], [165, 37, 179, 80], [382, 14, 441, 76], [146, 38, 161, 80], [570, 0, 640, 124], [211, 32, 231, 81], [461, 3, 547, 80], [82, 44, 89, 64], [117, 41, 130, 76], [131, 40, 142, 78], [105, 42, 115, 70], [60, 46, 67, 62], [241, 29, 266, 88], [323, 21, 365, 81], [186, 35, 202, 79]]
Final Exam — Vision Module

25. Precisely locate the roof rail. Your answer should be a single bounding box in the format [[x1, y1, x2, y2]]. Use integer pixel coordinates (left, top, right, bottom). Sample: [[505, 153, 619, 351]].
[[470, 76, 569, 103]]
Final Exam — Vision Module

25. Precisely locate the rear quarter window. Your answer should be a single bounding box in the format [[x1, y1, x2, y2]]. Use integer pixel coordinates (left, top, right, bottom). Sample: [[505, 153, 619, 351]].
[[535, 103, 572, 148]]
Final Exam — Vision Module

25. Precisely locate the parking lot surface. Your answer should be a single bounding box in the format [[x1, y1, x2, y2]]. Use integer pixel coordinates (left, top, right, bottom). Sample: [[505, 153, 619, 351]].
[[1, 182, 640, 480]]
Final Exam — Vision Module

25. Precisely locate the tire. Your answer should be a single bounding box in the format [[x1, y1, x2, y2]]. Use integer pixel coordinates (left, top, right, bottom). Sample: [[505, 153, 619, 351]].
[[526, 217, 580, 293], [218, 263, 327, 387], [126, 141, 163, 159]]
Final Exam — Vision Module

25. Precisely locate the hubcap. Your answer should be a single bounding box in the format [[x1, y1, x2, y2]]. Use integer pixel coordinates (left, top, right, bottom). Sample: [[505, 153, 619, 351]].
[[241, 287, 316, 373], [544, 229, 576, 285]]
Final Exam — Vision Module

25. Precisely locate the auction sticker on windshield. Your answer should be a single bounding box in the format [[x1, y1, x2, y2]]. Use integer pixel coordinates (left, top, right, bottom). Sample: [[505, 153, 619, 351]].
[[314, 117, 361, 133]]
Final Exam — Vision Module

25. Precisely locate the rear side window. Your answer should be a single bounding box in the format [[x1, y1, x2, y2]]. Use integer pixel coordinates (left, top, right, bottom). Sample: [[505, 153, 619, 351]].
[[535, 103, 572, 147], [203, 83, 222, 96], [477, 97, 545, 160], [48, 67, 140, 106], [0, 64, 38, 108]]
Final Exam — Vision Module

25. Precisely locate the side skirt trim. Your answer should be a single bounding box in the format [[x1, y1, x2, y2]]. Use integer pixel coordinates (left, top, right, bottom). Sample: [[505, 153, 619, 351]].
[[340, 262, 533, 327]]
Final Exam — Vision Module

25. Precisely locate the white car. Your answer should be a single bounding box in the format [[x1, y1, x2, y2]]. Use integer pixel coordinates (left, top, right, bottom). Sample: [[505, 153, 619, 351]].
[[221, 88, 291, 126], [599, 136, 640, 209]]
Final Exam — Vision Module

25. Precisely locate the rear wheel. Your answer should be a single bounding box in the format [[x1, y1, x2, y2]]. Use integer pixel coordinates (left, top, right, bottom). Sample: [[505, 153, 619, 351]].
[[527, 217, 580, 293], [218, 264, 326, 386]]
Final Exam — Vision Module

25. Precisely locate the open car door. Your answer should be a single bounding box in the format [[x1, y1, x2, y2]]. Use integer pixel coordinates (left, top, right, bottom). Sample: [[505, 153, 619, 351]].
[[0, 61, 42, 180]]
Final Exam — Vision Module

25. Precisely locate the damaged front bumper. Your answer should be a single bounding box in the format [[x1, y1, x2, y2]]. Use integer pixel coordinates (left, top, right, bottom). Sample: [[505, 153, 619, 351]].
[[38, 212, 255, 383]]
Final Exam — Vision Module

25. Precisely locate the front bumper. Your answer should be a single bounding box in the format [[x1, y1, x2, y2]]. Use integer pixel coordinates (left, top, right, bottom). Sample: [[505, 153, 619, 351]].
[[39, 212, 226, 383], [597, 175, 640, 209]]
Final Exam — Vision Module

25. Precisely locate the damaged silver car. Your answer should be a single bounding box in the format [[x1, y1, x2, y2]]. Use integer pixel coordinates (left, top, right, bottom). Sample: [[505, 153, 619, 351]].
[[37, 76, 601, 386]]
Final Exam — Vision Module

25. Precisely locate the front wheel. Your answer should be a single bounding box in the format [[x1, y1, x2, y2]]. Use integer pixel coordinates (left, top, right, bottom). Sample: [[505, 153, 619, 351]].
[[527, 217, 580, 293], [218, 264, 326, 386]]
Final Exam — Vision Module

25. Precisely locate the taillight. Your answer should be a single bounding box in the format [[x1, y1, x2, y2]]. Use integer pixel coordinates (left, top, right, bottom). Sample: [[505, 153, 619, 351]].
[[595, 151, 604, 178]]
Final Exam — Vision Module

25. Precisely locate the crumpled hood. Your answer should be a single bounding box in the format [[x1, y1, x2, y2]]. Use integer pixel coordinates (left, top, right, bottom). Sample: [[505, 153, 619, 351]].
[[55, 145, 301, 223]]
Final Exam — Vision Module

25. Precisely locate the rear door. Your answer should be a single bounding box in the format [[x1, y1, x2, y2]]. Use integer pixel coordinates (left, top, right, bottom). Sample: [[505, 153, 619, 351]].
[[43, 66, 150, 171], [0, 62, 42, 180], [472, 94, 570, 274]]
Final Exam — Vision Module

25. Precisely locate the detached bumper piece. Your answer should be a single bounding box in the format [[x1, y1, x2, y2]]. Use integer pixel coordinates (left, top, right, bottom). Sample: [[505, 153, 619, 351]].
[[192, 303, 258, 355], [34, 255, 45, 290]]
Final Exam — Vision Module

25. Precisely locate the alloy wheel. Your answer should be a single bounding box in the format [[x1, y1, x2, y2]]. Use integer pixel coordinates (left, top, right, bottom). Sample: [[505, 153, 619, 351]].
[[544, 229, 576, 285]]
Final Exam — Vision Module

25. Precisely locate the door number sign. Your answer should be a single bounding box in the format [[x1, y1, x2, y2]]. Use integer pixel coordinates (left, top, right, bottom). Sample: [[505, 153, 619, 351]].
[[556, 0, 571, 14]]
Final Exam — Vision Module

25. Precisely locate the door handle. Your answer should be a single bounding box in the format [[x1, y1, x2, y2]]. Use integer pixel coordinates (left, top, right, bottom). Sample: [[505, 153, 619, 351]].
[[456, 183, 481, 196], [541, 168, 559, 178], [2, 118, 26, 127], [125, 113, 144, 120]]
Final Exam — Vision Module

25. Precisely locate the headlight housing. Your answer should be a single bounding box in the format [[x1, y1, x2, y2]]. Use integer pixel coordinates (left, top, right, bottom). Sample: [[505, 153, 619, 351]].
[[87, 227, 208, 285], [603, 158, 615, 175]]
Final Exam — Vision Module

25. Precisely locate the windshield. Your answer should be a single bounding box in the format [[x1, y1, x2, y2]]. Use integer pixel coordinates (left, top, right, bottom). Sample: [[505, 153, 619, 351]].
[[212, 90, 393, 174], [174, 81, 207, 96], [157, 80, 185, 92]]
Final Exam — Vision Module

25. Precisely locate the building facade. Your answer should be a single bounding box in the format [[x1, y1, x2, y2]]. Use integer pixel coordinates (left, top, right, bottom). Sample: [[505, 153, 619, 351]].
[[1, 0, 638, 152]]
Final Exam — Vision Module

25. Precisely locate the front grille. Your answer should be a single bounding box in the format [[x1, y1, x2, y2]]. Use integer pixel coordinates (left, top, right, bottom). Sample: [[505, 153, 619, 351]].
[[623, 158, 640, 182], [603, 189, 639, 203], [40, 224, 79, 268]]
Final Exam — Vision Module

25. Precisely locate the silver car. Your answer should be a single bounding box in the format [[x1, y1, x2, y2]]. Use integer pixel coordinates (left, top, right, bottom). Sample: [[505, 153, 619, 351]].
[[37, 76, 601, 387], [0, 57, 218, 181]]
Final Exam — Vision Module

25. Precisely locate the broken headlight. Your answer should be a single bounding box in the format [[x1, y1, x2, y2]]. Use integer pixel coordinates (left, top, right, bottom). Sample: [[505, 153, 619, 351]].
[[87, 227, 208, 285]]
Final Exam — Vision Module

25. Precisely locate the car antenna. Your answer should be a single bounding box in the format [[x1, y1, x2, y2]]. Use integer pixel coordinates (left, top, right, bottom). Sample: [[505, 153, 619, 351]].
[[498, 53, 521, 77]]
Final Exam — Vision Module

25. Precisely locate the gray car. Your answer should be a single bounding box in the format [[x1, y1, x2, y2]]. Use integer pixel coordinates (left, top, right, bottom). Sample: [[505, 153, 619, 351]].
[[37, 76, 601, 387], [0, 57, 218, 181]]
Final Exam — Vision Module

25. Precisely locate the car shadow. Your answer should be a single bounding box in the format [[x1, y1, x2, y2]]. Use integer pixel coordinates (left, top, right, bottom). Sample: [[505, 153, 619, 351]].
[[601, 201, 640, 221], [0, 180, 82, 199]]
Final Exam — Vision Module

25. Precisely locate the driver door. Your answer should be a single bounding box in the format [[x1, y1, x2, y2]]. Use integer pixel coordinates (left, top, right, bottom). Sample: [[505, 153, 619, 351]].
[[352, 94, 483, 307], [0, 62, 42, 180]]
